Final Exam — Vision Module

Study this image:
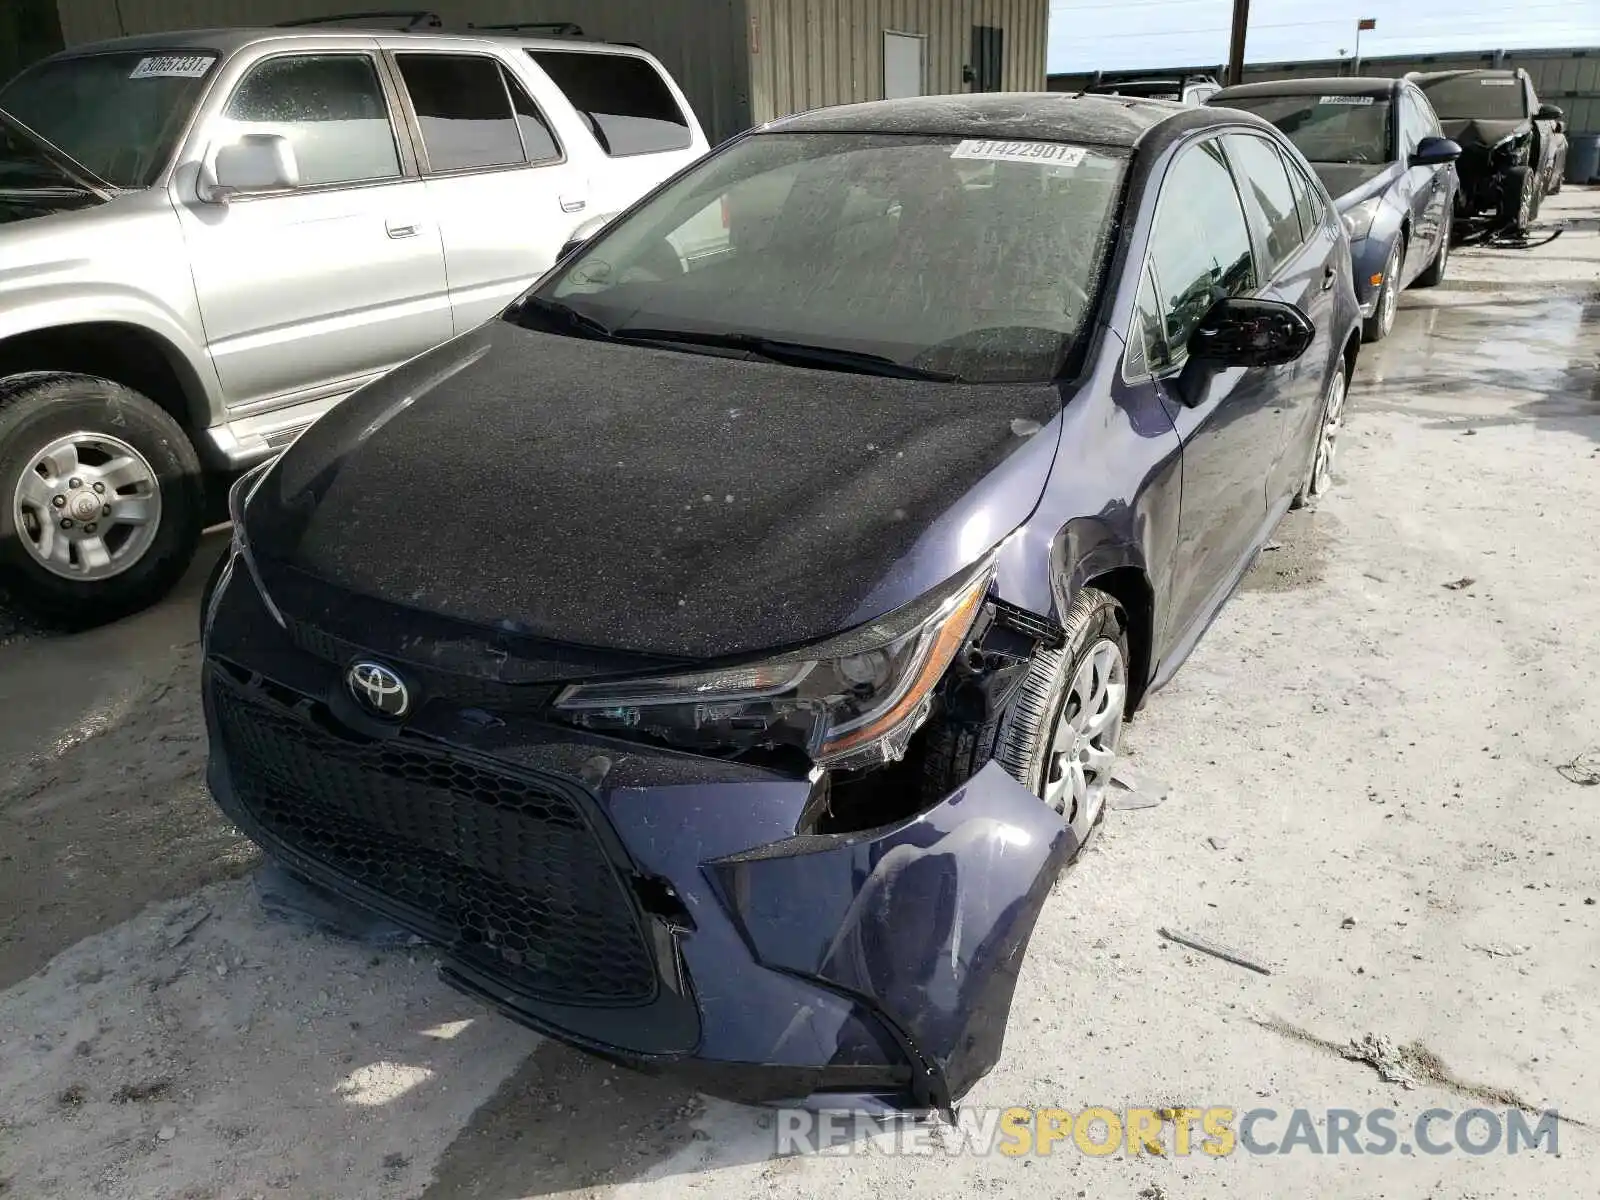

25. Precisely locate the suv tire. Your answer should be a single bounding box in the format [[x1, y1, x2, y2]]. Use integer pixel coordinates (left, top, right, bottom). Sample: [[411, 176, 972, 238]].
[[0, 373, 203, 628]]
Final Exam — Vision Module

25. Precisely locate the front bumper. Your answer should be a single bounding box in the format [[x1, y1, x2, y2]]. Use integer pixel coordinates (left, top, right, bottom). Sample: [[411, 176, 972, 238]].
[[202, 556, 1073, 1111]]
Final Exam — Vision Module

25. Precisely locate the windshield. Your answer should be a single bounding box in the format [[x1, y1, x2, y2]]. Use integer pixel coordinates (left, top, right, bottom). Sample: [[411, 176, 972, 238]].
[[0, 50, 219, 188], [1219, 94, 1392, 164], [519, 132, 1127, 383], [1416, 75, 1527, 122]]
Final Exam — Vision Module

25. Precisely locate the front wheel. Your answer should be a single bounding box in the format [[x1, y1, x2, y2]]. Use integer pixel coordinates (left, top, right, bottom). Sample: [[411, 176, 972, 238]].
[[0, 374, 203, 628], [1362, 240, 1402, 343], [1414, 219, 1449, 288], [992, 588, 1130, 854]]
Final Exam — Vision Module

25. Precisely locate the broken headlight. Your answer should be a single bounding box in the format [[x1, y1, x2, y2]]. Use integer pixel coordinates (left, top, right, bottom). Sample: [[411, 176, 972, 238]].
[[1341, 196, 1382, 242], [552, 562, 993, 769]]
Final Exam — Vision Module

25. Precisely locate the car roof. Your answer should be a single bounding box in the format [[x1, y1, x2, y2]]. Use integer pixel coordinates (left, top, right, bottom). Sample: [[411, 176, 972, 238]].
[[1211, 76, 1400, 101], [765, 92, 1205, 150], [1409, 68, 1519, 84], [39, 25, 648, 60]]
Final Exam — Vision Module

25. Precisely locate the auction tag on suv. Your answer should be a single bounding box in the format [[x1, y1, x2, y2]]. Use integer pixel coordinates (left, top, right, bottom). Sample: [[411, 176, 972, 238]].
[[1319, 95, 1375, 105], [129, 55, 214, 80], [951, 139, 1087, 167]]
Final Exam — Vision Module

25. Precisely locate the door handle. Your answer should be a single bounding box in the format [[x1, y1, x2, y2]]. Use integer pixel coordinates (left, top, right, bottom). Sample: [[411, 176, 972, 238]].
[[386, 220, 420, 239], [1321, 266, 1336, 292], [559, 196, 586, 213]]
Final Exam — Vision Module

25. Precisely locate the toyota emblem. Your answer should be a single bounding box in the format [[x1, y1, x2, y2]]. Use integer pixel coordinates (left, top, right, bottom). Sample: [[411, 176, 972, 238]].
[[347, 661, 411, 719]]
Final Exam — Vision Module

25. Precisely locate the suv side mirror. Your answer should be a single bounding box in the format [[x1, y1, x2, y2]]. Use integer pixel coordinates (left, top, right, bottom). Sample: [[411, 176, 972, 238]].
[[1536, 103, 1563, 121], [1186, 297, 1314, 372], [1411, 135, 1462, 167], [200, 133, 299, 203]]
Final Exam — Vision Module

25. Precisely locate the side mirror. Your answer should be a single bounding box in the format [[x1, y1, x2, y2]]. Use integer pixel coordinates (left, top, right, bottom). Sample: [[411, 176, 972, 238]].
[[1185, 297, 1315, 373], [1536, 103, 1563, 121], [1410, 135, 1462, 167], [200, 133, 298, 203], [557, 211, 616, 262]]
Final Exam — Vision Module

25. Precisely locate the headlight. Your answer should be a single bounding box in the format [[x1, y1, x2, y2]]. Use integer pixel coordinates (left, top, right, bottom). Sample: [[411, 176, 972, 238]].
[[225, 461, 284, 626], [1341, 196, 1383, 241], [552, 563, 993, 770]]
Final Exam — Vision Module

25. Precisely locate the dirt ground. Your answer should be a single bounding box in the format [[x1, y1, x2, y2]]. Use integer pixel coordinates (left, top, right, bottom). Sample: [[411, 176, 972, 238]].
[[1, 190, 1598, 1200]]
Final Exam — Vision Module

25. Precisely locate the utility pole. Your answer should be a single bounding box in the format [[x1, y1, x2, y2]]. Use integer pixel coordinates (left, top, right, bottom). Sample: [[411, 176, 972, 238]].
[[1226, 0, 1249, 87], [1354, 18, 1376, 76]]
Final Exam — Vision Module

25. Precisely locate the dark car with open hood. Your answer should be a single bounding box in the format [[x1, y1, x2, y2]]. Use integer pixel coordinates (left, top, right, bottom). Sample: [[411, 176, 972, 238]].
[[203, 92, 1360, 1113], [1208, 77, 1460, 342], [1409, 67, 1567, 240]]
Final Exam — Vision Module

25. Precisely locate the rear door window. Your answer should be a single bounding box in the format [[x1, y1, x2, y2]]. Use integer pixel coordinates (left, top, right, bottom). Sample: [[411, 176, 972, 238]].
[[395, 54, 525, 172], [1283, 153, 1327, 240], [1223, 133, 1306, 272], [527, 50, 691, 156], [222, 53, 401, 187]]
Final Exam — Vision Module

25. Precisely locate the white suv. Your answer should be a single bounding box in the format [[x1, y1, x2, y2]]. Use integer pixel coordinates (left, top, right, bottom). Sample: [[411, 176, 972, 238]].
[[0, 22, 708, 625]]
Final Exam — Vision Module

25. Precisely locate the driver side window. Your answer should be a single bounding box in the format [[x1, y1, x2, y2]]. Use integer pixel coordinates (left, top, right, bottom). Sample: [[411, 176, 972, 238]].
[[1131, 139, 1257, 374], [219, 53, 402, 188]]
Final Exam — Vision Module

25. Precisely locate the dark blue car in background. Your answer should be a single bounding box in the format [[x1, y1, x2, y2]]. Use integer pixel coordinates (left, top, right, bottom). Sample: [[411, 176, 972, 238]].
[[1210, 77, 1461, 341], [203, 93, 1361, 1113]]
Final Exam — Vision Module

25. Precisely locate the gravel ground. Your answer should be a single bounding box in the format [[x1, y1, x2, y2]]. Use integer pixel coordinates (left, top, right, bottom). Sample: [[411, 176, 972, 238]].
[[1, 189, 1597, 1200]]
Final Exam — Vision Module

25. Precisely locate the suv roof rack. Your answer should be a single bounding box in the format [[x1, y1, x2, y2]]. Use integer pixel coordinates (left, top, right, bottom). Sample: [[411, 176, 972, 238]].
[[467, 21, 585, 37], [275, 10, 443, 30]]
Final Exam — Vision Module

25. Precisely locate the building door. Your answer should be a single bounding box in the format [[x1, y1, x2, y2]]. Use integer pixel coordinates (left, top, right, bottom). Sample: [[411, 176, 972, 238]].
[[969, 26, 1004, 92], [883, 31, 926, 99]]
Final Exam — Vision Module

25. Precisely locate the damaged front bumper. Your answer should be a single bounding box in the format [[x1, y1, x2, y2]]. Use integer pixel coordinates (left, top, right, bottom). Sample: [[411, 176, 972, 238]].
[[202, 557, 1074, 1112]]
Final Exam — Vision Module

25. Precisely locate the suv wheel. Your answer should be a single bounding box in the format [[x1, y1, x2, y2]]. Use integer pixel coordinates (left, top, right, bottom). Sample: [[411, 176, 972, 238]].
[[0, 374, 203, 628]]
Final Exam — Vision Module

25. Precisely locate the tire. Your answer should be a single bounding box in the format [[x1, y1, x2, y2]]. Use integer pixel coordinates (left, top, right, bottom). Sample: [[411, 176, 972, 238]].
[[921, 587, 1130, 859], [1361, 239, 1402, 343], [0, 373, 203, 629], [1292, 360, 1347, 509], [1500, 166, 1533, 236], [1414, 218, 1449, 289]]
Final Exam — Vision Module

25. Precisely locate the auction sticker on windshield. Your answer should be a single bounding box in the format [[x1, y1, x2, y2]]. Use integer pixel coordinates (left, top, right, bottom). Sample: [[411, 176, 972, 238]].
[[951, 140, 1087, 167], [1319, 95, 1376, 105], [129, 54, 215, 79]]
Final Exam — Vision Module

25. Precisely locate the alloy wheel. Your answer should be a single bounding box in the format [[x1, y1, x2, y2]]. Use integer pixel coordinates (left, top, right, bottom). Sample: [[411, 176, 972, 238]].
[[1311, 368, 1347, 498], [1044, 638, 1126, 834], [12, 432, 163, 582], [1378, 244, 1400, 337]]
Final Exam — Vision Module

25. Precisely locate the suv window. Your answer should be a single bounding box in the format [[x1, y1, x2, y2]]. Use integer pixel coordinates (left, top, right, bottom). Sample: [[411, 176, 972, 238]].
[[528, 50, 691, 156], [1223, 133, 1304, 271], [1398, 94, 1430, 159], [1146, 140, 1256, 366], [222, 53, 400, 187], [1408, 87, 1443, 138], [398, 54, 538, 172], [1126, 263, 1169, 374]]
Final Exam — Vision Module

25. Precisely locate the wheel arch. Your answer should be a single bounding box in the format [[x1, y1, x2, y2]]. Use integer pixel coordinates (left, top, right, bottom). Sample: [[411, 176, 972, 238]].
[[0, 320, 215, 438], [1049, 521, 1158, 714]]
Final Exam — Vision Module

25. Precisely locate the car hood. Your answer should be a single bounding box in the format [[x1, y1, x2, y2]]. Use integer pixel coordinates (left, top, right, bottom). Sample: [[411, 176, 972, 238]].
[[1441, 117, 1528, 150], [250, 320, 1065, 661], [1308, 162, 1394, 209]]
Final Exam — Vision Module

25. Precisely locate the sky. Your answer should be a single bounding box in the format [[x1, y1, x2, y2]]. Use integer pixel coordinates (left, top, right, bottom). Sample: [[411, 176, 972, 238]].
[[1046, 0, 1600, 73]]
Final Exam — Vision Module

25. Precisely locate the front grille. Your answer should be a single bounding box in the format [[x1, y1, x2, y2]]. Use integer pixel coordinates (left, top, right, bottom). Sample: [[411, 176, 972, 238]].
[[282, 618, 559, 713], [212, 671, 657, 1005]]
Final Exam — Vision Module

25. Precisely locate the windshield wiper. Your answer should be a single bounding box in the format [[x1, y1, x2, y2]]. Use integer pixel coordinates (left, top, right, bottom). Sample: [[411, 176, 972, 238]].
[[0, 106, 116, 201], [610, 327, 961, 381], [516, 295, 616, 340]]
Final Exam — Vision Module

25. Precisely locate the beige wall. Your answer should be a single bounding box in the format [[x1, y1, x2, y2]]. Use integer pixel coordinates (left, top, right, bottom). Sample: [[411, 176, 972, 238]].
[[51, 0, 753, 143], [746, 0, 1050, 125]]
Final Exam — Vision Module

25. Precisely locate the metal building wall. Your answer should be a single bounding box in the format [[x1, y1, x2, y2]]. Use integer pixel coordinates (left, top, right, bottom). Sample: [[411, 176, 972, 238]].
[[50, 0, 752, 143], [1048, 46, 1600, 135], [745, 0, 1050, 126]]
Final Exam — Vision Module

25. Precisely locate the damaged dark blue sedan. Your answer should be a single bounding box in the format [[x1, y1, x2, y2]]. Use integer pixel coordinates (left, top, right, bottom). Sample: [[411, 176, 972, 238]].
[[203, 93, 1361, 1113]]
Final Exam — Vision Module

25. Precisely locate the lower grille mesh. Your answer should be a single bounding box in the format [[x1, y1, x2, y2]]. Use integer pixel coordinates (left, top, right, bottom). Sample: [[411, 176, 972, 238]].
[[212, 672, 656, 1005]]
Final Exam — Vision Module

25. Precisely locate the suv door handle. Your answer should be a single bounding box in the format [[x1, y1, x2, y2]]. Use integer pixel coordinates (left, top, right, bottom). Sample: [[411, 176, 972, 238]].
[[559, 196, 586, 213], [386, 220, 420, 239], [1322, 265, 1336, 292]]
